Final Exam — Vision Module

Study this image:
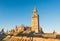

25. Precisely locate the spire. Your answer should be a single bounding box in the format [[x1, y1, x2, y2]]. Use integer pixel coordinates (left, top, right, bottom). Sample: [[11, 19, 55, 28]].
[[53, 30, 56, 34], [34, 5, 37, 13]]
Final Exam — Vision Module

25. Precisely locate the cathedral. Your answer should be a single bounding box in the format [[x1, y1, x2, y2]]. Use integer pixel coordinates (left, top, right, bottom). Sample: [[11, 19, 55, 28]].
[[3, 6, 60, 41]]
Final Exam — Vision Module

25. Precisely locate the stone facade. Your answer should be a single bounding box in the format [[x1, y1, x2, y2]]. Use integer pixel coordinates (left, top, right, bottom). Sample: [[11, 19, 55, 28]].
[[32, 6, 39, 33], [3, 36, 60, 41]]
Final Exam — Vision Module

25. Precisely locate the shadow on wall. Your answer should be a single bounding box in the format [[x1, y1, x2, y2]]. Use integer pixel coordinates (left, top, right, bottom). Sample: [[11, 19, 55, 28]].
[[56, 35, 60, 39]]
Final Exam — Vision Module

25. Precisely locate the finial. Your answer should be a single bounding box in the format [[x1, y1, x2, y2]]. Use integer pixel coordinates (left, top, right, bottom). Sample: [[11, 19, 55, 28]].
[[34, 5, 37, 13]]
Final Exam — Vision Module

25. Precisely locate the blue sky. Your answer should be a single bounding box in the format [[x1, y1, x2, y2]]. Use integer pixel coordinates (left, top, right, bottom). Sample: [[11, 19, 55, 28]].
[[0, 0, 60, 33]]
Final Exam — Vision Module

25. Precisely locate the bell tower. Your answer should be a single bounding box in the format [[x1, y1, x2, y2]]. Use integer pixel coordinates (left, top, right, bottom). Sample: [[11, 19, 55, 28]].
[[32, 6, 39, 33]]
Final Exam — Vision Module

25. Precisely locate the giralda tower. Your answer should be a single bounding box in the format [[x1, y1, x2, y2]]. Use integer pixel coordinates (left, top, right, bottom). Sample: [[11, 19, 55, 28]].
[[32, 6, 39, 33]]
